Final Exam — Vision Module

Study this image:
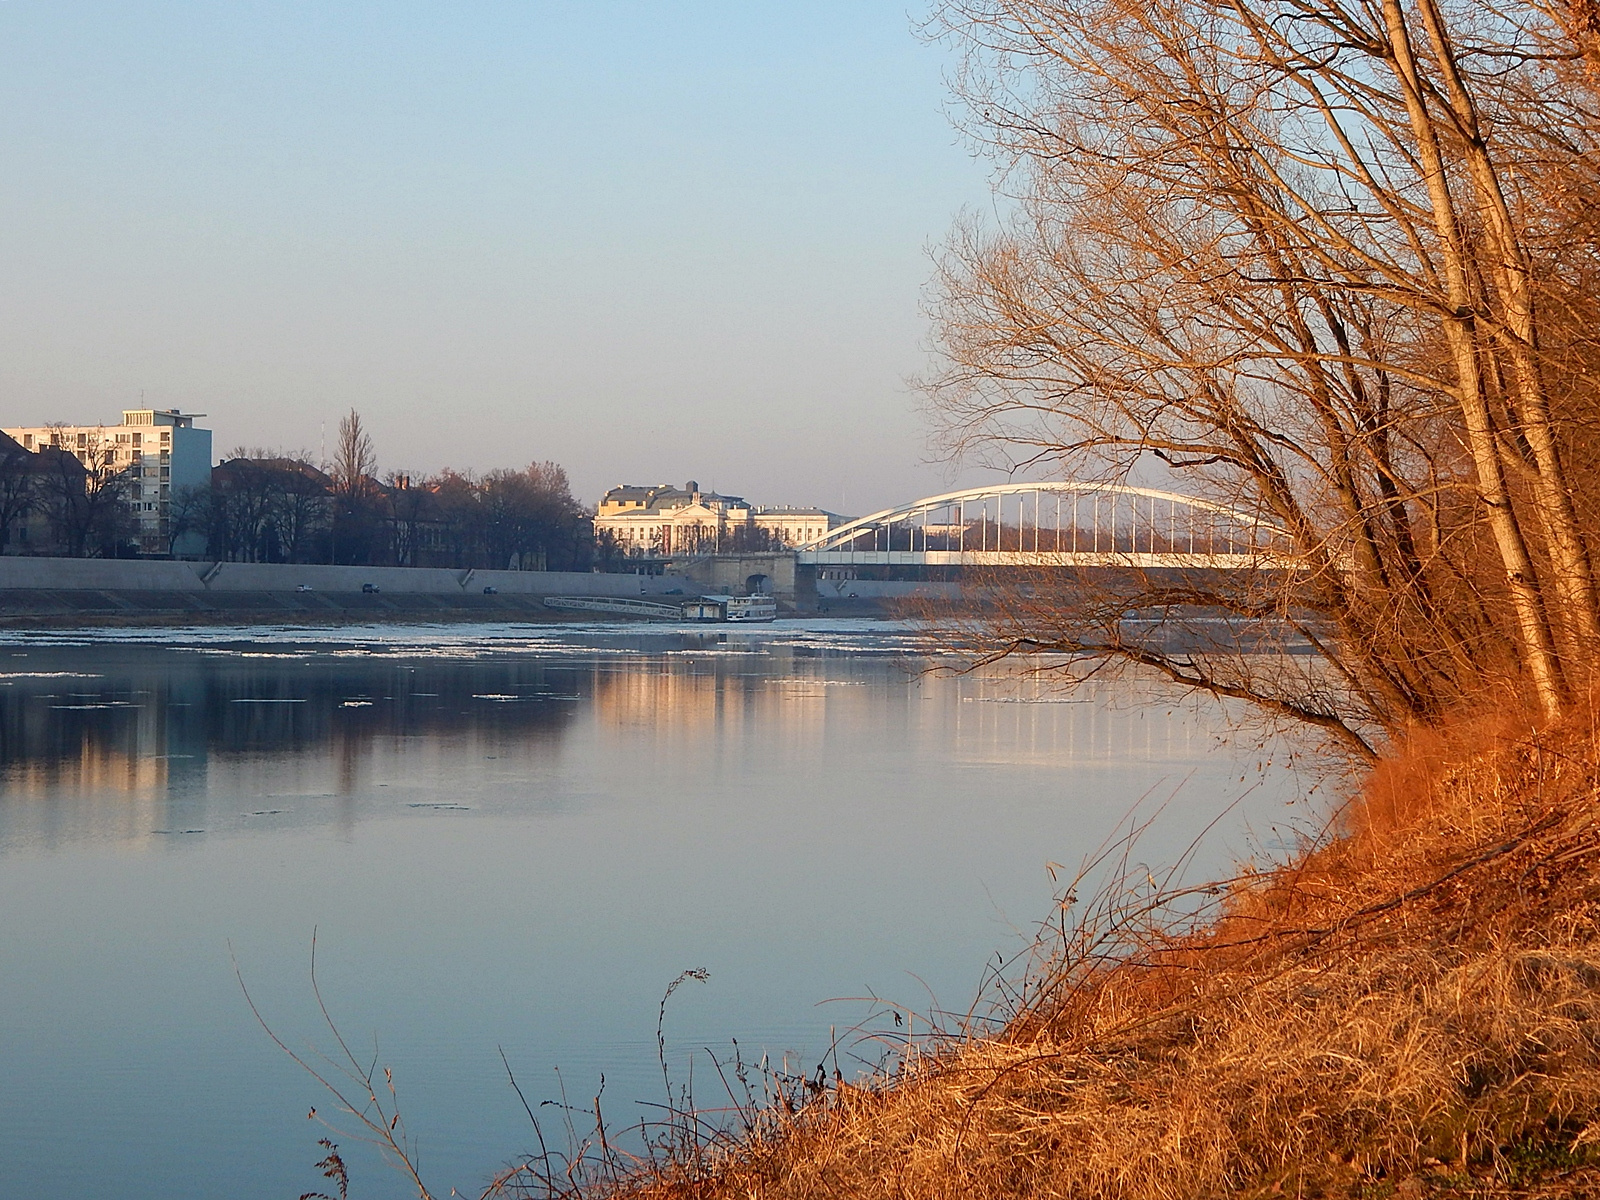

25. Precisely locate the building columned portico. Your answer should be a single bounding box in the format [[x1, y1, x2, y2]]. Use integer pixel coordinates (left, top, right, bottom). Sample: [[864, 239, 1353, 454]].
[[595, 481, 844, 556]]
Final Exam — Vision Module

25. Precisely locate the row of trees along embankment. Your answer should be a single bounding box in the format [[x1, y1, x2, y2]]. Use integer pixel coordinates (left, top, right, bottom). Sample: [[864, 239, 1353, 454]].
[[0, 411, 593, 569], [426, 1, 1600, 1197], [205, 412, 590, 570]]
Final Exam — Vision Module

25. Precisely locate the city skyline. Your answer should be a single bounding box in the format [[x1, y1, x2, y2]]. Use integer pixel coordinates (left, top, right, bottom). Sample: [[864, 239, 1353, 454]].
[[0, 3, 1001, 515]]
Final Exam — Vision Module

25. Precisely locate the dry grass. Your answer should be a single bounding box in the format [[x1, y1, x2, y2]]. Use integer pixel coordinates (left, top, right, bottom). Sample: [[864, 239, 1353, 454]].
[[575, 702, 1600, 1200]]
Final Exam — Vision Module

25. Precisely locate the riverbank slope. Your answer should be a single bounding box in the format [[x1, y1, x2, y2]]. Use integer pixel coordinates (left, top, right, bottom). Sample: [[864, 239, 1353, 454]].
[[613, 702, 1600, 1199]]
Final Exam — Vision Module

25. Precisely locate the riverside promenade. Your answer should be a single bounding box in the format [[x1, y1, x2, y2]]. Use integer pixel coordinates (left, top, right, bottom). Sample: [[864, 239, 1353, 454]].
[[0, 556, 688, 625]]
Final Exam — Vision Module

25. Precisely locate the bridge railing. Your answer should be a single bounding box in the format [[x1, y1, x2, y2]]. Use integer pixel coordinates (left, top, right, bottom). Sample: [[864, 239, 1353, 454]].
[[797, 483, 1296, 568]]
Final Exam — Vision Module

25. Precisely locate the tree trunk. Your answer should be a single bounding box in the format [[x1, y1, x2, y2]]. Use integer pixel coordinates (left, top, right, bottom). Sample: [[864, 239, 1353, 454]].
[[1379, 0, 1567, 715], [1409, 0, 1600, 661]]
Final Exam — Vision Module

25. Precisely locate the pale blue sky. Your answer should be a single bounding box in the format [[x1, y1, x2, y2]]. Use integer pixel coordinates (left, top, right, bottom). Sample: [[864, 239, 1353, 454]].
[[0, 2, 995, 512]]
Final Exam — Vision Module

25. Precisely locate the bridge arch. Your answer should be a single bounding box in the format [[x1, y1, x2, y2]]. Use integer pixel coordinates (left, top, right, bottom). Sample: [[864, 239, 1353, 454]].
[[797, 481, 1293, 569]]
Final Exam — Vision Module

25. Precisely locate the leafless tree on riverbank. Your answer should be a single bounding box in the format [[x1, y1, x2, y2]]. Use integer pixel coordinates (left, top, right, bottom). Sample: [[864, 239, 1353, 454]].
[[34, 425, 130, 557], [924, 0, 1600, 747]]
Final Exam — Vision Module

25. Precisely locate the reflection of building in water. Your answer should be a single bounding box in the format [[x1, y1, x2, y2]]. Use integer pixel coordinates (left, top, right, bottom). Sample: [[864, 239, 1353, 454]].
[[589, 657, 834, 753], [591, 662, 750, 739], [585, 654, 1210, 772], [0, 654, 586, 852], [0, 671, 212, 849], [7, 745, 169, 795], [0, 645, 1225, 856]]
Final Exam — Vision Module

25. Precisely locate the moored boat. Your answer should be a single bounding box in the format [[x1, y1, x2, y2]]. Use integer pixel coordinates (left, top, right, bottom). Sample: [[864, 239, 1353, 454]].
[[682, 595, 778, 622]]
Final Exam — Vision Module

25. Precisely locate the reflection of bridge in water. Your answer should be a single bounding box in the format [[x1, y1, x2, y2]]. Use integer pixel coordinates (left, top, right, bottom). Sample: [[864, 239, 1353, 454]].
[[796, 482, 1294, 570]]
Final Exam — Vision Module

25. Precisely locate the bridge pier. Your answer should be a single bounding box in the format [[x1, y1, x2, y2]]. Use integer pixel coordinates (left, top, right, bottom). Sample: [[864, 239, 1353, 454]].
[[650, 552, 806, 604]]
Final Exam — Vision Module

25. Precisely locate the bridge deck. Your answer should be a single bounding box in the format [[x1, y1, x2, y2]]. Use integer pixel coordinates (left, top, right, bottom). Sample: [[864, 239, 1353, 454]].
[[798, 550, 1294, 569]]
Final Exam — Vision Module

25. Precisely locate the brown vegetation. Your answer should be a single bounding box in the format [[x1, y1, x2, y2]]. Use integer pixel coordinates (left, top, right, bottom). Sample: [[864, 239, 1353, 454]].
[[922, 0, 1600, 743]]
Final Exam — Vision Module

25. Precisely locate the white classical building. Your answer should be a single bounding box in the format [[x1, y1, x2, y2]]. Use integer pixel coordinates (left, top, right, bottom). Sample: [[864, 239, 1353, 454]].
[[3, 409, 213, 555], [595, 481, 845, 555]]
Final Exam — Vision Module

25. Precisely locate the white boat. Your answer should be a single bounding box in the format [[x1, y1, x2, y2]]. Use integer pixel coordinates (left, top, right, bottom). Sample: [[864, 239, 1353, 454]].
[[723, 595, 778, 622], [682, 595, 778, 623]]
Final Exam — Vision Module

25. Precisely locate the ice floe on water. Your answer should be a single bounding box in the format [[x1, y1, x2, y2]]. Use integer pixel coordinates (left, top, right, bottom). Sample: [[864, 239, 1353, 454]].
[[0, 618, 937, 661], [0, 671, 104, 679]]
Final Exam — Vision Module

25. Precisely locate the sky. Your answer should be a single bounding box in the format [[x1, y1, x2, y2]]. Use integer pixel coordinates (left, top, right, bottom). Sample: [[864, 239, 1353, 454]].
[[0, 2, 1000, 514]]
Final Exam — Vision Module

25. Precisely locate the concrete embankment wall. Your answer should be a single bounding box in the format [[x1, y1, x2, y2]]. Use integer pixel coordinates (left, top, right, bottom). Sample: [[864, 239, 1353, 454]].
[[0, 556, 689, 625], [0, 556, 967, 624], [0, 556, 680, 596]]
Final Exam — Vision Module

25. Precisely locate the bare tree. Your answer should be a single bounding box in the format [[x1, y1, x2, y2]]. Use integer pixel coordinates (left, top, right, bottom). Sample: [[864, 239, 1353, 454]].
[[210, 450, 333, 562], [164, 484, 210, 557], [35, 425, 131, 557], [926, 0, 1600, 745], [331, 409, 376, 503], [212, 450, 277, 561], [272, 459, 332, 563], [0, 435, 36, 552], [479, 462, 588, 570], [329, 411, 380, 564], [385, 471, 429, 567]]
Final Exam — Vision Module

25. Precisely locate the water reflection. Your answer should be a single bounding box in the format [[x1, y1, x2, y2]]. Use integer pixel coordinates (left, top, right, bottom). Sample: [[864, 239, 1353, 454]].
[[0, 648, 585, 849], [0, 624, 1305, 1200], [0, 638, 1229, 856]]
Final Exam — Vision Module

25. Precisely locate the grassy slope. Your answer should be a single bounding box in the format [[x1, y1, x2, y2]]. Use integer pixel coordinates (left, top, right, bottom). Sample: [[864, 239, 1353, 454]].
[[612, 705, 1600, 1199]]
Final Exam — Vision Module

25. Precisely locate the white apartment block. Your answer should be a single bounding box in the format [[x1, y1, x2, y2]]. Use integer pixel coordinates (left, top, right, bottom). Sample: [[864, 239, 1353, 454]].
[[3, 409, 213, 555], [595, 481, 844, 555]]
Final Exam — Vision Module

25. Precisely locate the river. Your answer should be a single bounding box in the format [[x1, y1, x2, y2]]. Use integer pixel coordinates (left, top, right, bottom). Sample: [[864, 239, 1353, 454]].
[[0, 620, 1310, 1198]]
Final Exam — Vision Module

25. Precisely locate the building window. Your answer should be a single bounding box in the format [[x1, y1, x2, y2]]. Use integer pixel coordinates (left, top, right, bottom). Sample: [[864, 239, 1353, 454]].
[[132, 432, 142, 446], [77, 432, 87, 448], [21, 435, 31, 449]]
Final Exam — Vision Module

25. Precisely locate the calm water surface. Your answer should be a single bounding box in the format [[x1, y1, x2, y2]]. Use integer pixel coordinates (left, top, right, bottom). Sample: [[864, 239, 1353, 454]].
[[0, 621, 1310, 1199]]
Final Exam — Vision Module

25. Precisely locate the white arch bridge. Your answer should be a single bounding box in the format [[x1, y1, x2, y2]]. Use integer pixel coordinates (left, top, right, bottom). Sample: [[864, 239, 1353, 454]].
[[795, 482, 1296, 569]]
